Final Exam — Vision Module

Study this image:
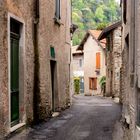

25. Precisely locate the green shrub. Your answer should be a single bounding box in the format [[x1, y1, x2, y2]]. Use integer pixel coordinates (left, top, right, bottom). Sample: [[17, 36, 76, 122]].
[[99, 76, 106, 96], [74, 77, 80, 94]]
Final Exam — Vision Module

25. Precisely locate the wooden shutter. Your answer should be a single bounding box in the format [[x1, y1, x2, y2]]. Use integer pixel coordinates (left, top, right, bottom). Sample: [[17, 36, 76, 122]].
[[93, 78, 97, 90], [96, 52, 101, 69], [89, 78, 97, 90], [89, 78, 92, 89], [89, 78, 93, 90]]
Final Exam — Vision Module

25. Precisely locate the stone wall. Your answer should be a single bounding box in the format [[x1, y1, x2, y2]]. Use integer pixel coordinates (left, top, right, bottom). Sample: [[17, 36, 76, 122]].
[[121, 0, 140, 139], [112, 27, 122, 98], [0, 0, 71, 138], [105, 28, 122, 98], [106, 33, 113, 97], [37, 0, 71, 119], [0, 0, 35, 138]]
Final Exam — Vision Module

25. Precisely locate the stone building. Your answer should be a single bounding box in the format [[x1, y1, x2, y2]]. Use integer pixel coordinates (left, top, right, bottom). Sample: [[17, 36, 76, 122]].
[[0, 0, 71, 138], [77, 30, 106, 96], [120, 0, 140, 139], [71, 46, 84, 94], [98, 22, 122, 98]]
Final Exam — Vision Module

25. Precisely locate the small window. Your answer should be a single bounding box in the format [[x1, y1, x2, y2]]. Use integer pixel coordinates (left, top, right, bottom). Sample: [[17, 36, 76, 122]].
[[89, 78, 97, 90], [96, 52, 101, 69], [106, 37, 110, 51], [55, 0, 61, 20], [79, 59, 82, 67], [125, 34, 129, 48], [123, 0, 127, 24]]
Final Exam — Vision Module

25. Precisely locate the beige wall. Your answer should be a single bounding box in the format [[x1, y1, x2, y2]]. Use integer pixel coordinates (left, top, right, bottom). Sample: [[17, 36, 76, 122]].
[[84, 36, 106, 95], [72, 55, 84, 75]]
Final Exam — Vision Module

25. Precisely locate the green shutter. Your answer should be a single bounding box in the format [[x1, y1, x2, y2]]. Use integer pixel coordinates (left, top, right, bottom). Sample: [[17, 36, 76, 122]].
[[10, 35, 19, 125], [11, 37, 19, 91], [50, 46, 55, 58], [10, 18, 21, 126]]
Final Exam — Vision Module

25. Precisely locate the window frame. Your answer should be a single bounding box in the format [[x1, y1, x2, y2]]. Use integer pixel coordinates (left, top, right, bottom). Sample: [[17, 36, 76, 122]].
[[55, 0, 61, 20], [79, 59, 82, 68]]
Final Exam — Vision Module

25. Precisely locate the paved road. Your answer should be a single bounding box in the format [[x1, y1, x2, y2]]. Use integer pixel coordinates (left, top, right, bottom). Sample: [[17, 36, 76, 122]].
[[8, 95, 121, 140]]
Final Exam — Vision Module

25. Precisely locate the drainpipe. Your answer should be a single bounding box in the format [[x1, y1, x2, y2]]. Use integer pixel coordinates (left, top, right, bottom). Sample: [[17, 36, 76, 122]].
[[33, 0, 40, 123]]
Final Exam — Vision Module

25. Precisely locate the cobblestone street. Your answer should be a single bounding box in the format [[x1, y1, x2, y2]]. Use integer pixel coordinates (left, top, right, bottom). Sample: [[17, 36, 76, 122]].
[[8, 95, 122, 140]]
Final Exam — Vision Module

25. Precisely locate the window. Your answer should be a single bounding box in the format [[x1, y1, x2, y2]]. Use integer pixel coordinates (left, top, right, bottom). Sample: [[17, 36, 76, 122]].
[[123, 0, 127, 24], [107, 37, 110, 51], [96, 52, 101, 69], [89, 78, 97, 90], [55, 0, 61, 20], [79, 59, 82, 67]]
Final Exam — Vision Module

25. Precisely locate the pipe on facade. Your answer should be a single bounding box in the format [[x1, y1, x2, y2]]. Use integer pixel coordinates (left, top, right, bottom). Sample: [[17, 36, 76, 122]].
[[33, 0, 40, 123]]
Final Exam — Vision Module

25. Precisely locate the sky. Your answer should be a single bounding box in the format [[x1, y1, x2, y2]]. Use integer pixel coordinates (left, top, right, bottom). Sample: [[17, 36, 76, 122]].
[[116, 0, 120, 3]]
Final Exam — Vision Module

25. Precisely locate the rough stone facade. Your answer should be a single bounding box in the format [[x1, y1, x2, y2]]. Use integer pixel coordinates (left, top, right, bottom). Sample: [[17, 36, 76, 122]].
[[112, 28, 122, 98], [99, 25, 122, 98], [121, 0, 140, 139], [108, 27, 122, 98], [0, 0, 71, 138]]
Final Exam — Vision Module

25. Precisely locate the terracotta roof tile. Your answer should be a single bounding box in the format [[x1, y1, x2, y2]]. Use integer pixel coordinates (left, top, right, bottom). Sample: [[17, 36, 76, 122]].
[[89, 30, 106, 48], [77, 29, 107, 50]]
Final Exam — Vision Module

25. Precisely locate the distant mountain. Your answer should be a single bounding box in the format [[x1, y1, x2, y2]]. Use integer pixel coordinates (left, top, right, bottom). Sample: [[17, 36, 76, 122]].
[[72, 0, 121, 46]]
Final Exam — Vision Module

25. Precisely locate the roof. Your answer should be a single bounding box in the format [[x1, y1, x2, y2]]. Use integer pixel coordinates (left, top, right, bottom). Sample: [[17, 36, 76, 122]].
[[72, 46, 83, 56], [77, 30, 106, 51], [98, 21, 122, 40]]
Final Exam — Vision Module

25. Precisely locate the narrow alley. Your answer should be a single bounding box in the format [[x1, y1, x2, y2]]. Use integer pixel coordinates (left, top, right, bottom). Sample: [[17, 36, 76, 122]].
[[2, 0, 140, 139], [8, 95, 121, 140]]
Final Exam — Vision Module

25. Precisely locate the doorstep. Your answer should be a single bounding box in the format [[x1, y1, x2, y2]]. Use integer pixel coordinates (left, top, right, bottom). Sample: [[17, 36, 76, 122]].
[[10, 123, 26, 133]]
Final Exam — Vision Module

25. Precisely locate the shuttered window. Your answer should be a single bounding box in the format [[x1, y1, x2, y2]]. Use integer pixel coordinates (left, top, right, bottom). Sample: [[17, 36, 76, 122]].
[[55, 0, 61, 19], [89, 78, 97, 90], [96, 52, 101, 69]]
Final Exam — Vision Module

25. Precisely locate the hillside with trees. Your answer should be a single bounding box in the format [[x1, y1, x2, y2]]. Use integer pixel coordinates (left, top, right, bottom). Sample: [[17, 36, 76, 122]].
[[72, 0, 121, 45]]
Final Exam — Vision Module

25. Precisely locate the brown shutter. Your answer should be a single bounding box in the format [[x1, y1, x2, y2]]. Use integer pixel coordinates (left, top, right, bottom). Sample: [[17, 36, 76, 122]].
[[89, 78, 97, 90], [96, 52, 101, 69], [93, 78, 97, 90]]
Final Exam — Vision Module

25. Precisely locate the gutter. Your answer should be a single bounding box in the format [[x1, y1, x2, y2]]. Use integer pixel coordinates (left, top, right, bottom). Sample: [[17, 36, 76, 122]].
[[33, 0, 40, 123]]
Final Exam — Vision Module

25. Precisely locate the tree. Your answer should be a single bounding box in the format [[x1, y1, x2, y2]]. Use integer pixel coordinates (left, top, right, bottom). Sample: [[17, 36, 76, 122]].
[[72, 0, 121, 45]]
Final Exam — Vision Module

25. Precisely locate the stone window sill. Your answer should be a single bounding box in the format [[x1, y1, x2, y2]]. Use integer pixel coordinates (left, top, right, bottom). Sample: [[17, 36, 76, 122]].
[[53, 17, 63, 26]]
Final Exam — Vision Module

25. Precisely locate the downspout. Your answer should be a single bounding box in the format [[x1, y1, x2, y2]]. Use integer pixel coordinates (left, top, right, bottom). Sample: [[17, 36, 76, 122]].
[[33, 0, 40, 123]]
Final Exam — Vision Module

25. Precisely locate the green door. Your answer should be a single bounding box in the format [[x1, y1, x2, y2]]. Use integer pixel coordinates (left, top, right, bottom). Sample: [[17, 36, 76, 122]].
[[10, 33, 20, 126]]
